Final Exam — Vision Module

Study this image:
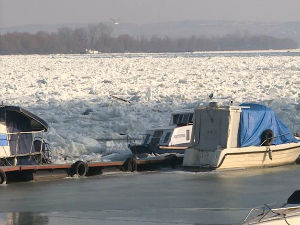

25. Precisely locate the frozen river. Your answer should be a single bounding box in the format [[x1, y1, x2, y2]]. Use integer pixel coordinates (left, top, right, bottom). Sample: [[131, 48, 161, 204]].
[[0, 50, 299, 224], [0, 50, 299, 163], [0, 164, 299, 225]]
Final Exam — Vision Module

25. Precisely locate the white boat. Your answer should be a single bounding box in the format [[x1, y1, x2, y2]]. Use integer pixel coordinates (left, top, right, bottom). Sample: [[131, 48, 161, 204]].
[[243, 190, 300, 225], [183, 102, 300, 169], [129, 110, 193, 155]]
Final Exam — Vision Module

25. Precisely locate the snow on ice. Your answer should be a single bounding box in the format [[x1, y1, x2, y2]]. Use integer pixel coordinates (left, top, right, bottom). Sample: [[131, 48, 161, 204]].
[[0, 51, 299, 162]]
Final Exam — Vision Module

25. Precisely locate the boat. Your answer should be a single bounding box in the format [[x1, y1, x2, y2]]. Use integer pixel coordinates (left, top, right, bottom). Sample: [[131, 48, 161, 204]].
[[183, 102, 300, 169], [129, 109, 194, 155], [0, 105, 51, 166], [243, 190, 300, 225]]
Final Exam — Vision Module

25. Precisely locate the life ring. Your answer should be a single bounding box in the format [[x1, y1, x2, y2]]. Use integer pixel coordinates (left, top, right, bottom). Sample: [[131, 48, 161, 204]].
[[261, 129, 274, 146], [122, 157, 137, 172], [0, 169, 7, 184], [70, 161, 88, 177]]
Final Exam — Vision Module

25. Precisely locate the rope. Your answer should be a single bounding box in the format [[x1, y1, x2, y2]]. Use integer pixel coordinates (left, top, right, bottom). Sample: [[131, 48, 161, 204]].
[[283, 214, 291, 225]]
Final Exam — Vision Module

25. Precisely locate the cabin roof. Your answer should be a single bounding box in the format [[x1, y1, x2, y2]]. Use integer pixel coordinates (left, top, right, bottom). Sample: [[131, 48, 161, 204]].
[[1, 105, 48, 131], [171, 109, 194, 114]]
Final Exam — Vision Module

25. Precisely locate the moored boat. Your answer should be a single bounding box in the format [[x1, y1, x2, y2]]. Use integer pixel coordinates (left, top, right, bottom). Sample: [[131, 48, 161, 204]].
[[243, 190, 300, 225], [0, 105, 183, 184], [129, 109, 193, 155], [0, 105, 51, 166], [183, 102, 300, 169]]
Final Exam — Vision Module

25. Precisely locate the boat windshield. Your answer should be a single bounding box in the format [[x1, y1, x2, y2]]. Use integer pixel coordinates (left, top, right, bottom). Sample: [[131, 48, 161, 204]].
[[172, 113, 193, 126], [243, 203, 298, 223]]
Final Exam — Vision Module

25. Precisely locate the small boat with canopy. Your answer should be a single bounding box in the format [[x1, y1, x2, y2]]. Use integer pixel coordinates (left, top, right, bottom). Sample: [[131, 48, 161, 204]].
[[0, 105, 50, 166]]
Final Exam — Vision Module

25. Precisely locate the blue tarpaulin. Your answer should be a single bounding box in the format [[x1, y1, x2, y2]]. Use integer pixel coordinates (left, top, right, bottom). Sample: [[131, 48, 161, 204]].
[[0, 134, 8, 146], [239, 103, 298, 147]]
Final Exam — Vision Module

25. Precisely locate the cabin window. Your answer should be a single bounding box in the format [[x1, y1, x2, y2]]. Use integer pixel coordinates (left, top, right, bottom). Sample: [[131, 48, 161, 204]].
[[144, 134, 150, 144], [178, 114, 183, 124], [153, 130, 163, 137], [182, 114, 189, 124], [173, 114, 179, 124], [164, 132, 171, 143], [0, 109, 5, 122], [173, 113, 194, 125], [186, 130, 190, 141], [188, 113, 193, 124]]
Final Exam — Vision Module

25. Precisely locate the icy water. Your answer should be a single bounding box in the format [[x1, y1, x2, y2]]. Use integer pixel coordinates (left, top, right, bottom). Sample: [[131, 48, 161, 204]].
[[0, 164, 299, 225]]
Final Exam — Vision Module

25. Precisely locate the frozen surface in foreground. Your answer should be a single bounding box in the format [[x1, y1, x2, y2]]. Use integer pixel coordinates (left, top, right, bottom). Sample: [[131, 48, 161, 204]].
[[0, 50, 299, 162]]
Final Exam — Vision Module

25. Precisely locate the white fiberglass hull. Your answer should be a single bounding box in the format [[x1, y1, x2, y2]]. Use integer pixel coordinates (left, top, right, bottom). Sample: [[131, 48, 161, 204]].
[[183, 142, 300, 169], [243, 214, 300, 225], [243, 206, 300, 225], [246, 214, 300, 225]]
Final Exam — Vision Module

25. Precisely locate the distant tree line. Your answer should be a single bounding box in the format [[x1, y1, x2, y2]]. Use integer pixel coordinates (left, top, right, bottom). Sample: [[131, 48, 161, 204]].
[[0, 23, 297, 54]]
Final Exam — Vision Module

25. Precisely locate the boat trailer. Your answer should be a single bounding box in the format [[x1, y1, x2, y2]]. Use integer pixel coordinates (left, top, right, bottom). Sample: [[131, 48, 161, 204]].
[[0, 154, 182, 184]]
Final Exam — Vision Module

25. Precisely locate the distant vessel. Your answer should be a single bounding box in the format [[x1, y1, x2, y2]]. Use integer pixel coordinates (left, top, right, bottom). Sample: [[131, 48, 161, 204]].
[[84, 49, 99, 54], [129, 110, 193, 155], [243, 190, 300, 225], [183, 103, 300, 169]]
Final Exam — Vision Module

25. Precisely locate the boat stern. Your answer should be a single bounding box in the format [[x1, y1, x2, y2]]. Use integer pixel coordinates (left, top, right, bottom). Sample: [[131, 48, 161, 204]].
[[183, 147, 222, 168]]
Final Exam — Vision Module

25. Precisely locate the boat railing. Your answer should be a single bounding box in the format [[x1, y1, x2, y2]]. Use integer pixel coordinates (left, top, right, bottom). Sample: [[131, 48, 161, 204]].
[[243, 203, 285, 223], [0, 130, 51, 165]]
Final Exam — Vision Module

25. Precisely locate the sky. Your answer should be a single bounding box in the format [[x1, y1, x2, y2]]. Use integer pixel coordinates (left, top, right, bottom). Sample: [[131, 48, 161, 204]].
[[0, 0, 299, 28]]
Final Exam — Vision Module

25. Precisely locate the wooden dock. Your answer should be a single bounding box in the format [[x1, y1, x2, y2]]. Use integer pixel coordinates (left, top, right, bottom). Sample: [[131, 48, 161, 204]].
[[0, 154, 182, 184]]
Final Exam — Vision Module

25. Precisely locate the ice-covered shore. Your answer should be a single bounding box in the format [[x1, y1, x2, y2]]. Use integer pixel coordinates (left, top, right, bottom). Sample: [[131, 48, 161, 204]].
[[0, 51, 299, 162]]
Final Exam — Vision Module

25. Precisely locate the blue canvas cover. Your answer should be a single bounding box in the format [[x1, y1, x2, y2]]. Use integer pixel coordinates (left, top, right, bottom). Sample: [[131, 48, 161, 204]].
[[239, 103, 298, 147]]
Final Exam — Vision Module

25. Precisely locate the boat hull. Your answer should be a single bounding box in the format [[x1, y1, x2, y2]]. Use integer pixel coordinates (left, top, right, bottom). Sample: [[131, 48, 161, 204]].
[[248, 214, 300, 225], [243, 208, 300, 225], [183, 142, 300, 169]]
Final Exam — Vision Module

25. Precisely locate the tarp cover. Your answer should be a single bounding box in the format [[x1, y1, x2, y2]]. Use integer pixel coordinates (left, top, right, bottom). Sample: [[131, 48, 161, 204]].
[[239, 103, 299, 147]]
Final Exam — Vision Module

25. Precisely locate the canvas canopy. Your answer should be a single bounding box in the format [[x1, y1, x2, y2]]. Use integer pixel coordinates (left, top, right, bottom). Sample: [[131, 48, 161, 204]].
[[3, 106, 48, 131], [239, 103, 298, 147]]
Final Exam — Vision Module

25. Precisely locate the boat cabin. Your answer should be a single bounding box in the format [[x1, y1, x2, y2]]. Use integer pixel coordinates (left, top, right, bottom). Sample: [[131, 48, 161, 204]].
[[0, 105, 49, 166], [192, 103, 241, 150], [143, 110, 193, 147], [129, 110, 194, 154], [191, 102, 298, 150]]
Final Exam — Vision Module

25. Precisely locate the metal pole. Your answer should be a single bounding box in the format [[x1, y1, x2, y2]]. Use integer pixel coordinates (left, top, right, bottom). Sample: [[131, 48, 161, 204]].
[[40, 131, 44, 164], [14, 133, 20, 166]]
